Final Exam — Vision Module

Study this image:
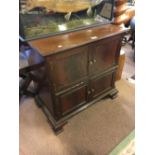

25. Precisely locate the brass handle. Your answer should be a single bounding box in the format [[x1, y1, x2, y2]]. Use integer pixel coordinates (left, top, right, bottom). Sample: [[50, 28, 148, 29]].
[[91, 89, 95, 92], [93, 59, 96, 63], [75, 84, 80, 87], [75, 82, 84, 88], [88, 91, 91, 95], [89, 61, 93, 65]]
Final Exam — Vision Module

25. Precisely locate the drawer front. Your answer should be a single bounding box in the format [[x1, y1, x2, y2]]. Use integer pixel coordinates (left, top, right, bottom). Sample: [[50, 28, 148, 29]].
[[57, 85, 87, 116], [89, 35, 122, 75], [46, 46, 88, 92], [90, 72, 114, 99]]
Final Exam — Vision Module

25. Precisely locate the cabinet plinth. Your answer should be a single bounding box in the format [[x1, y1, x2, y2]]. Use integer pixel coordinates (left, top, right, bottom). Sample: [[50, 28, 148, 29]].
[[29, 24, 128, 133]]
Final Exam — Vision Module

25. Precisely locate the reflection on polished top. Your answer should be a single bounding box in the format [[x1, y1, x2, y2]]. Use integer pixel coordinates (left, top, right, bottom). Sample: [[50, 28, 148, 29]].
[[29, 24, 129, 57], [20, 0, 114, 40]]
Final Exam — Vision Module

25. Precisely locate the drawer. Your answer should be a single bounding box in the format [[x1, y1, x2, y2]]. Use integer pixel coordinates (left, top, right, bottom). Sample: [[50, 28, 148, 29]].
[[90, 72, 114, 99], [56, 85, 88, 116]]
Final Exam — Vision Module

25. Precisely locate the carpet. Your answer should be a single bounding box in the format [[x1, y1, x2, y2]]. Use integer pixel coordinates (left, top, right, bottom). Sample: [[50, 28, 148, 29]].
[[20, 79, 135, 155]]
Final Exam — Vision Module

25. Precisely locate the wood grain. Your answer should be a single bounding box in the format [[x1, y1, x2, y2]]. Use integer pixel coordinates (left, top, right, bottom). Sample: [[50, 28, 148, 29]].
[[29, 24, 128, 56]]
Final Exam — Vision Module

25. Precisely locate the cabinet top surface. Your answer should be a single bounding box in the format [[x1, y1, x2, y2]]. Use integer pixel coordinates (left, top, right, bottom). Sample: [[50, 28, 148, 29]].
[[28, 24, 128, 57]]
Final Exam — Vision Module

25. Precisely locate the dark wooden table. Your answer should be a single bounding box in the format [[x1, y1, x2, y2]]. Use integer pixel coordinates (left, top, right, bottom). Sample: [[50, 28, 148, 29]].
[[19, 47, 45, 100]]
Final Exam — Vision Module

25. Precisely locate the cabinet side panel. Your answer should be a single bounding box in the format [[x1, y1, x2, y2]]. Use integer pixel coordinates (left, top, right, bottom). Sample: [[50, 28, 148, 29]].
[[38, 81, 54, 116], [37, 63, 55, 117]]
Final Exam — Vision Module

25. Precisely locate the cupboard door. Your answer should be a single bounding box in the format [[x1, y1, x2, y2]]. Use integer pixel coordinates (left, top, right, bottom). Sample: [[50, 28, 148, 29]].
[[57, 85, 88, 116], [47, 46, 88, 92], [90, 73, 114, 100], [89, 35, 122, 75]]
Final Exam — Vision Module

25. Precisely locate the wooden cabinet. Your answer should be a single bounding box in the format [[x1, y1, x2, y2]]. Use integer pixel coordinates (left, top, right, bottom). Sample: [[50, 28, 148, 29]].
[[29, 24, 128, 133]]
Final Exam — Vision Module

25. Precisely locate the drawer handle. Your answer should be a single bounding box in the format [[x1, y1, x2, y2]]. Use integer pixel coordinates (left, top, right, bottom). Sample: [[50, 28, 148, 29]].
[[75, 84, 80, 87], [80, 82, 84, 85], [93, 59, 96, 63], [73, 82, 84, 89], [88, 91, 91, 95], [89, 61, 93, 65], [91, 89, 95, 92]]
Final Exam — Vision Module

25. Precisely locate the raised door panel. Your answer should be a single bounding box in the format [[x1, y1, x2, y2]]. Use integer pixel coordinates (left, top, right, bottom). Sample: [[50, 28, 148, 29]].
[[57, 85, 88, 116], [90, 72, 114, 100], [89, 35, 122, 75], [46, 46, 88, 92]]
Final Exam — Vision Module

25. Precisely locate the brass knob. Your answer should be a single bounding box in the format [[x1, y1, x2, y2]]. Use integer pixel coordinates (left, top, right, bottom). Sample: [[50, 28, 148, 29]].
[[91, 89, 95, 92], [89, 61, 93, 65], [88, 91, 91, 95], [76, 84, 80, 87], [93, 59, 96, 63]]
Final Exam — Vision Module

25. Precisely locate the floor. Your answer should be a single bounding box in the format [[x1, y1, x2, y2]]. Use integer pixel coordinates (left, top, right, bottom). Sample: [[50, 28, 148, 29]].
[[20, 80, 135, 155], [121, 42, 135, 80]]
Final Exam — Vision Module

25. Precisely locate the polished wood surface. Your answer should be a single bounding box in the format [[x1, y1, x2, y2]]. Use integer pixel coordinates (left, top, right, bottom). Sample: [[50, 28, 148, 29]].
[[89, 35, 122, 76], [59, 85, 87, 116], [46, 45, 88, 92], [29, 24, 128, 56], [91, 72, 113, 100]]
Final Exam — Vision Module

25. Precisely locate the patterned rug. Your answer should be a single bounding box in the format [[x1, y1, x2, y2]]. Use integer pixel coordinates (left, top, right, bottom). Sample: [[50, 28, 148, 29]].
[[109, 130, 135, 155]]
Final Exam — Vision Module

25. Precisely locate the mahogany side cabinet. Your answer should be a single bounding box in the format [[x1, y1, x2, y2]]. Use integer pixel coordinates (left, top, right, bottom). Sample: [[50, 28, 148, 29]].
[[28, 24, 128, 134]]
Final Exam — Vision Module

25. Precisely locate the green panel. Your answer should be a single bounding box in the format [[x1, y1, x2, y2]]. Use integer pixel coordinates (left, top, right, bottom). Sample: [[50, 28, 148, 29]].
[[109, 129, 135, 155]]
